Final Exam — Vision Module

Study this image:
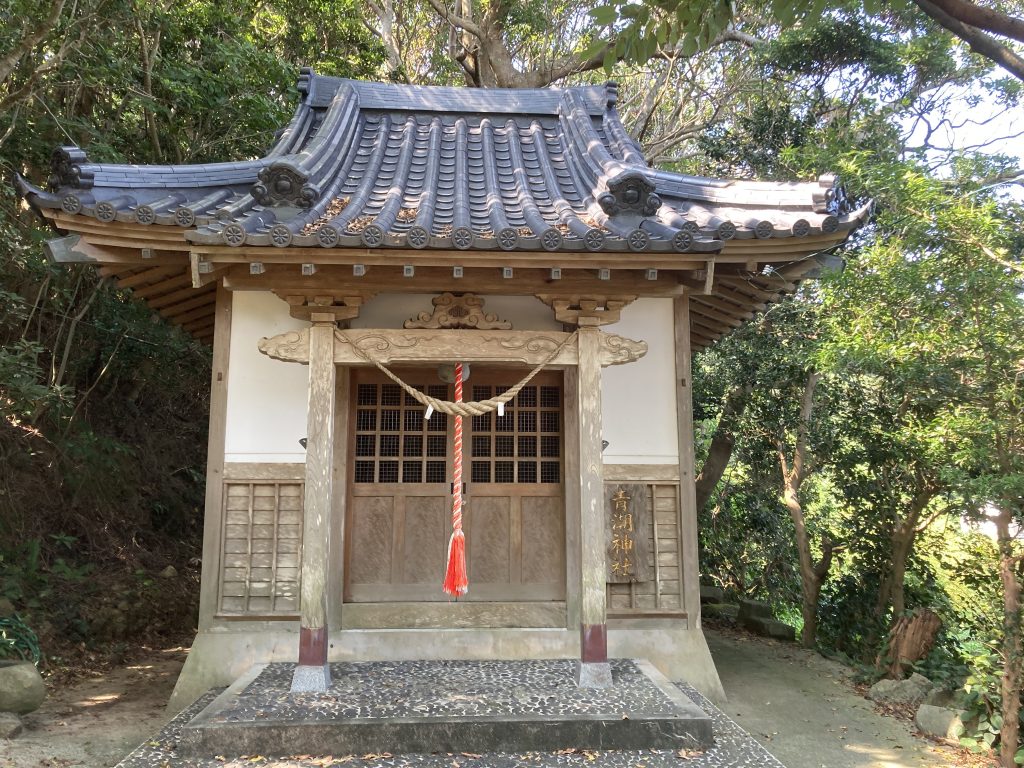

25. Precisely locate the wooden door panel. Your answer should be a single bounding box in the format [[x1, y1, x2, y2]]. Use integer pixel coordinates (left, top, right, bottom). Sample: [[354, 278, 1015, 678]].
[[402, 495, 447, 584], [468, 496, 511, 584], [349, 496, 394, 585], [522, 496, 565, 586]]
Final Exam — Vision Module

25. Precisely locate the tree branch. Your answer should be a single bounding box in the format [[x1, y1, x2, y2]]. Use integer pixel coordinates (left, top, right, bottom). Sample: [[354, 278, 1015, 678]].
[[423, 0, 486, 42], [913, 0, 1024, 81], [924, 0, 1024, 44], [0, 0, 66, 86], [710, 27, 763, 48]]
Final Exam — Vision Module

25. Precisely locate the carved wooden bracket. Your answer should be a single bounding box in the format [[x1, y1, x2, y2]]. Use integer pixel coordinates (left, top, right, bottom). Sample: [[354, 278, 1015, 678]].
[[278, 293, 370, 322], [404, 293, 512, 330], [258, 328, 648, 368], [536, 294, 637, 326]]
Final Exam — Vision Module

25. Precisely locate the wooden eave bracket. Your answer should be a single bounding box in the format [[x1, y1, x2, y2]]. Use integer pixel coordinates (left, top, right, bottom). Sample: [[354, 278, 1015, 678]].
[[678, 260, 716, 295], [190, 253, 230, 287], [279, 292, 369, 322], [535, 294, 638, 326]]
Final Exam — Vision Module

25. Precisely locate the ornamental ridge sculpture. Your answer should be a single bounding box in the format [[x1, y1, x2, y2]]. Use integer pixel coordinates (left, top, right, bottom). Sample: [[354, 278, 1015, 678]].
[[404, 293, 512, 330]]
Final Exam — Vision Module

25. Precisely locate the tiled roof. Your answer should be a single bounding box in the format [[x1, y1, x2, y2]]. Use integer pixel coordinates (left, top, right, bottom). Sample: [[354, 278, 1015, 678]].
[[20, 70, 862, 255]]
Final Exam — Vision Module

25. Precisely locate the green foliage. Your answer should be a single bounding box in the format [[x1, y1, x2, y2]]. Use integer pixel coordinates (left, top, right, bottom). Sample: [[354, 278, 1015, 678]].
[[0, 615, 41, 665], [0, 0, 383, 660]]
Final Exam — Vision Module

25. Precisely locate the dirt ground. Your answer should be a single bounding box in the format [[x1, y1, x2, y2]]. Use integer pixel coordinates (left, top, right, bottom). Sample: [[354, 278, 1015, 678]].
[[0, 646, 186, 768], [706, 627, 973, 768], [0, 633, 989, 768]]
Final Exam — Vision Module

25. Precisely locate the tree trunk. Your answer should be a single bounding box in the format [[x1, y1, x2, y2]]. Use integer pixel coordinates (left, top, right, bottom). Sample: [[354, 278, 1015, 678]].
[[695, 383, 752, 511], [784, 481, 822, 647], [779, 370, 826, 649], [876, 608, 942, 678], [994, 506, 1022, 768], [876, 523, 916, 617]]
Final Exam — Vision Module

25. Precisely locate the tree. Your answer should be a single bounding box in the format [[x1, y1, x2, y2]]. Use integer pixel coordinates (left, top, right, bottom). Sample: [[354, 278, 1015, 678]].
[[820, 153, 1024, 764], [590, 0, 1024, 84]]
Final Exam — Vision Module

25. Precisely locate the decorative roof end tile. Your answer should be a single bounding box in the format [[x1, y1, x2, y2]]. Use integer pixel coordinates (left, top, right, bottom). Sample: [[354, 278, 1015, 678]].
[[50, 146, 92, 191], [252, 162, 318, 208], [599, 171, 661, 221]]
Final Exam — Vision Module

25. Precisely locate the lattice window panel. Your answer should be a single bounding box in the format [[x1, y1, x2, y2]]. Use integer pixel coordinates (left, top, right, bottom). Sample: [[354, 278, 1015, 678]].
[[219, 481, 303, 616], [470, 384, 562, 485], [354, 382, 449, 484]]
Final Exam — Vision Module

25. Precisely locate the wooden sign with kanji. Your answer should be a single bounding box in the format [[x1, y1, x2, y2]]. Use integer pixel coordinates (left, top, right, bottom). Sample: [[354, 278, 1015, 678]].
[[605, 483, 651, 583]]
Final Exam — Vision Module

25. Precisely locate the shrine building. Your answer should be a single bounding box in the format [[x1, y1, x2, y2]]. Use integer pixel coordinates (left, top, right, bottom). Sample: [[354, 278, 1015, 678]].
[[16, 72, 868, 710]]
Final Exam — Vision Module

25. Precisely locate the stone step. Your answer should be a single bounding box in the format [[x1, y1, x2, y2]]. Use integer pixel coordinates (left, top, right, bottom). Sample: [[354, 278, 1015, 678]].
[[178, 659, 714, 757]]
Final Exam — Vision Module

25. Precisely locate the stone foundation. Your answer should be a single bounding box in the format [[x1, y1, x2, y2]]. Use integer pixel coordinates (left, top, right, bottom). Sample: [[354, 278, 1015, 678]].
[[167, 622, 725, 715]]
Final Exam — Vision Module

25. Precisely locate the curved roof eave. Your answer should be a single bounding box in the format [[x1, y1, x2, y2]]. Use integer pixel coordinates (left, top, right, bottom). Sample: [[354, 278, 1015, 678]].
[[19, 70, 869, 256]]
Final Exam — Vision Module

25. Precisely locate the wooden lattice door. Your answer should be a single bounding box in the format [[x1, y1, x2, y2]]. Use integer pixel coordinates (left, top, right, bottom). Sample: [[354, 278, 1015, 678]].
[[344, 368, 565, 604]]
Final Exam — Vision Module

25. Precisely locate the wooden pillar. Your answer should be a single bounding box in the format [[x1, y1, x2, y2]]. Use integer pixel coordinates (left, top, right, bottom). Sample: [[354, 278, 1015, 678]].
[[197, 286, 231, 630], [292, 314, 337, 692], [674, 294, 702, 629], [575, 325, 611, 687]]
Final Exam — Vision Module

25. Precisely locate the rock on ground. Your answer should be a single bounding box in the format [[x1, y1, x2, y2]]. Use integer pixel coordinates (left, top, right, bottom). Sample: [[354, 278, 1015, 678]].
[[916, 704, 965, 742], [867, 672, 933, 708], [699, 585, 725, 604], [703, 602, 739, 621], [0, 661, 45, 714], [737, 599, 773, 623]]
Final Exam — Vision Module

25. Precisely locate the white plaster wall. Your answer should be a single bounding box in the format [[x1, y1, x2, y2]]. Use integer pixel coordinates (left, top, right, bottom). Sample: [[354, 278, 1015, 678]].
[[223, 292, 678, 465], [350, 293, 560, 331], [601, 298, 678, 465], [225, 292, 309, 462]]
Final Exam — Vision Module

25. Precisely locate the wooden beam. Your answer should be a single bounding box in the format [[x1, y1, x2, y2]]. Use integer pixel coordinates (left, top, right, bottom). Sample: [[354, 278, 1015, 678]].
[[223, 264, 687, 298], [689, 301, 744, 329], [192, 244, 706, 272], [715, 276, 781, 302], [160, 292, 218, 320], [718, 232, 845, 255], [146, 281, 211, 309], [164, 303, 215, 326], [691, 294, 755, 321], [259, 328, 648, 369], [691, 315, 728, 338], [189, 322, 215, 340], [182, 315, 216, 333], [134, 273, 194, 301], [116, 266, 178, 290], [49, 211, 192, 243]]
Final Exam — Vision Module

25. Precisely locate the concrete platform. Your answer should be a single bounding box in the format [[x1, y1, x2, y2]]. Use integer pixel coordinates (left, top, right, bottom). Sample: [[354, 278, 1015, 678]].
[[178, 659, 713, 757]]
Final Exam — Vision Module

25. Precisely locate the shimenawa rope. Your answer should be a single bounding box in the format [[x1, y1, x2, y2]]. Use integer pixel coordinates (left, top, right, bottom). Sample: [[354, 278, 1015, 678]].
[[334, 330, 579, 416]]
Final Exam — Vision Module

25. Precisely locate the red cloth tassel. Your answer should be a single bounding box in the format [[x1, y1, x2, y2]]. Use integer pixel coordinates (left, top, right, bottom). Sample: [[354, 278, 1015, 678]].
[[443, 528, 468, 597]]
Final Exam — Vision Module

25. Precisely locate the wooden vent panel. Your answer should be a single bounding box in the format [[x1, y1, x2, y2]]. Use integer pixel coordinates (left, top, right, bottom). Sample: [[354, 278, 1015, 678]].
[[219, 481, 304, 617], [608, 482, 682, 613]]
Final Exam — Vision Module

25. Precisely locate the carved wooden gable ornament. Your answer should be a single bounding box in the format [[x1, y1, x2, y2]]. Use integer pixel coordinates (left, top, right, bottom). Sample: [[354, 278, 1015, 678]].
[[404, 293, 512, 330]]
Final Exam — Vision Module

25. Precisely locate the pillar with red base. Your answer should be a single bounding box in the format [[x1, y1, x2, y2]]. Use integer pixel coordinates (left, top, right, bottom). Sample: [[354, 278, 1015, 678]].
[[292, 314, 336, 692], [575, 325, 612, 688]]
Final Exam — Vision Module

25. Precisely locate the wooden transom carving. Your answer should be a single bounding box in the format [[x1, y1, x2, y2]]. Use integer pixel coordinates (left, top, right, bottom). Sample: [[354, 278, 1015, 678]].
[[404, 293, 512, 330]]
